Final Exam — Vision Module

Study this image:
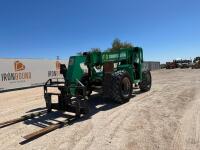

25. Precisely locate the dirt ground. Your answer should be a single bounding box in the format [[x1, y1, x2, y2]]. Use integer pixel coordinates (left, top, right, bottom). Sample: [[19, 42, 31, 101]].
[[0, 69, 200, 150]]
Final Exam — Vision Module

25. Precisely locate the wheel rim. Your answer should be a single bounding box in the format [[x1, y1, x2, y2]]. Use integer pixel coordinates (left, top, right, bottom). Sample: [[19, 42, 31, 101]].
[[121, 77, 131, 97]]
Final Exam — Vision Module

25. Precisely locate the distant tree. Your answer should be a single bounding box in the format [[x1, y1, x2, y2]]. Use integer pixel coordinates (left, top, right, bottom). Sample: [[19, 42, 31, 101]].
[[77, 38, 133, 54], [123, 41, 134, 49], [111, 38, 122, 51], [77, 48, 101, 55], [108, 38, 134, 52]]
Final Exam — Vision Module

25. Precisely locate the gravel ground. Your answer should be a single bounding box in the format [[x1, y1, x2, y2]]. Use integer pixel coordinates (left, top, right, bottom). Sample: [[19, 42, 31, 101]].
[[0, 69, 200, 150]]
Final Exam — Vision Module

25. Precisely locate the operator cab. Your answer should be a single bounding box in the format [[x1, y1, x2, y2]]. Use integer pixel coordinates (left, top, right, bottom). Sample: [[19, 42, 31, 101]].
[[132, 48, 143, 80]]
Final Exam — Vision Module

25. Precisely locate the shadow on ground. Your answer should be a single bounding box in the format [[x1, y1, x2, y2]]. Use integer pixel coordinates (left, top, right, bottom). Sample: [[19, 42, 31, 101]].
[[20, 91, 140, 144], [23, 92, 137, 128], [26, 107, 46, 113]]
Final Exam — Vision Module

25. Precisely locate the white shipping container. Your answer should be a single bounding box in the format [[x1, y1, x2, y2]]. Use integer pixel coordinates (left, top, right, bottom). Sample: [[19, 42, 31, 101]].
[[0, 59, 68, 92]]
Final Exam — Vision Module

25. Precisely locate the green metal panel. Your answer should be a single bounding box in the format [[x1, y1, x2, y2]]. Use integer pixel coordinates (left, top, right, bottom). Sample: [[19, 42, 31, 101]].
[[66, 56, 86, 95], [67, 56, 86, 82], [85, 52, 102, 67], [102, 50, 127, 63]]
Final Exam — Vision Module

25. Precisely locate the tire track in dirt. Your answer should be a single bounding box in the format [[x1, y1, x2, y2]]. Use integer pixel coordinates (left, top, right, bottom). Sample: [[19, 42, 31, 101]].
[[171, 86, 200, 150], [111, 85, 197, 150]]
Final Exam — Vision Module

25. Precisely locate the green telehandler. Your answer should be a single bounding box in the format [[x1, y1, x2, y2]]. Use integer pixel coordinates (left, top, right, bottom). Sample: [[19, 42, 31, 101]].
[[44, 47, 151, 117]]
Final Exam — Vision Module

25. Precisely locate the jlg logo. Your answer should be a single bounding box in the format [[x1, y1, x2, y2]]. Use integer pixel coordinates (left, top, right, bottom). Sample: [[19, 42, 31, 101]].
[[14, 61, 25, 71]]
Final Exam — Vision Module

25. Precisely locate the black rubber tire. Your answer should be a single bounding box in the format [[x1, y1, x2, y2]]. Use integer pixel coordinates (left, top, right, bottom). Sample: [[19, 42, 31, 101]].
[[139, 70, 152, 92], [111, 70, 133, 103]]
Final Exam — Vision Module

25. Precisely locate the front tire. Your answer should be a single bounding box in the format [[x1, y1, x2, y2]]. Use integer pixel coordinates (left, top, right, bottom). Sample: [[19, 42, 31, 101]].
[[111, 70, 133, 103], [139, 70, 152, 92]]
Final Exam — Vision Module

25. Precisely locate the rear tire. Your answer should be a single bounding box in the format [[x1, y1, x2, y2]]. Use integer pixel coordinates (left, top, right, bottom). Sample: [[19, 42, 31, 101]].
[[139, 70, 152, 92], [111, 70, 133, 103]]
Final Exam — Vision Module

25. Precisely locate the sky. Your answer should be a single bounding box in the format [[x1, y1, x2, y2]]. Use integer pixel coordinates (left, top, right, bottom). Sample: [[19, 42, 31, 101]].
[[0, 0, 199, 63]]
